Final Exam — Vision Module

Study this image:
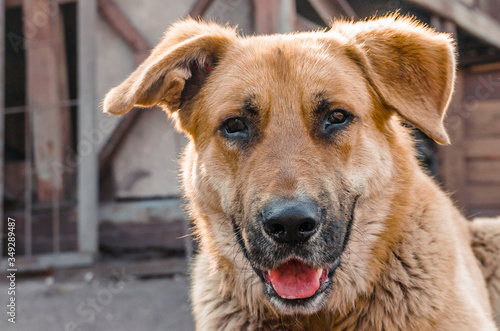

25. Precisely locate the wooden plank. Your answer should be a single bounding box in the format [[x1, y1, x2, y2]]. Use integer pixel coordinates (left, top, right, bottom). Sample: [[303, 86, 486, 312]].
[[466, 100, 500, 137], [332, 0, 358, 18], [23, 0, 70, 202], [407, 0, 500, 49], [459, 49, 500, 67], [464, 69, 500, 100], [0, 0, 4, 259], [467, 184, 500, 205], [468, 206, 500, 218], [99, 199, 186, 224], [7, 206, 77, 255], [188, 0, 215, 18], [470, 61, 500, 74], [468, 160, 500, 184], [465, 138, 500, 158], [6, 0, 75, 6], [77, 0, 98, 256], [307, 0, 341, 25], [277, 0, 296, 33], [1, 252, 92, 273], [4, 162, 25, 202], [296, 14, 322, 31], [253, 0, 296, 34], [438, 70, 467, 207], [99, 220, 186, 252], [96, 0, 154, 176], [253, 0, 280, 34], [97, 0, 149, 61]]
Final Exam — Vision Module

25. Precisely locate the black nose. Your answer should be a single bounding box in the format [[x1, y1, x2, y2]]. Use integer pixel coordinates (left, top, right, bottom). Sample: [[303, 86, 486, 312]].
[[261, 199, 321, 244]]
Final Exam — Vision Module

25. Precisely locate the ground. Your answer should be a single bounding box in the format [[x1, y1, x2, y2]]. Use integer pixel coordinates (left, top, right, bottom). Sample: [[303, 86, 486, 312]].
[[0, 258, 195, 331]]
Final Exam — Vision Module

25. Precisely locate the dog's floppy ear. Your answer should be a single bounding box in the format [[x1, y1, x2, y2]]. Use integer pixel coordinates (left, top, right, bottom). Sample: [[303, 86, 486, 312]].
[[103, 19, 236, 125], [338, 16, 455, 145]]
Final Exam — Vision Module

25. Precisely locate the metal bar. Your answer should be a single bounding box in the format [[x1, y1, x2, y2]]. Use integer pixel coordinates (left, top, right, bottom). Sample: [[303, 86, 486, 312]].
[[77, 0, 98, 256], [0, 0, 5, 259]]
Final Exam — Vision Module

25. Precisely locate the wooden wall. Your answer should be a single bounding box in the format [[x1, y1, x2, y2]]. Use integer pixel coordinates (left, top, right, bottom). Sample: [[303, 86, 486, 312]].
[[440, 62, 500, 217]]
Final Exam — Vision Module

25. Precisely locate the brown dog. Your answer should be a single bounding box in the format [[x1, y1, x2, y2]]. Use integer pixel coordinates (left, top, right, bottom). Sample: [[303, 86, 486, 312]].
[[104, 15, 499, 330]]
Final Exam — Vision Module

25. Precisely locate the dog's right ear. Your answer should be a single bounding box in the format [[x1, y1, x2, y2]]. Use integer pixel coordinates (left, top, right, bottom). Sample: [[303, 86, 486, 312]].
[[103, 19, 236, 130]]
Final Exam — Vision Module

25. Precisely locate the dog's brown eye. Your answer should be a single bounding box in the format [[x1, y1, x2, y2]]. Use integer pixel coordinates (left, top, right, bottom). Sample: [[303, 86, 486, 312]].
[[326, 111, 346, 125], [225, 118, 246, 133], [323, 109, 352, 136], [222, 117, 250, 140]]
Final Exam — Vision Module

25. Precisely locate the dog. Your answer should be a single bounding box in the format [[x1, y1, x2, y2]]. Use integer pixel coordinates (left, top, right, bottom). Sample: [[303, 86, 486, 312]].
[[104, 15, 500, 330]]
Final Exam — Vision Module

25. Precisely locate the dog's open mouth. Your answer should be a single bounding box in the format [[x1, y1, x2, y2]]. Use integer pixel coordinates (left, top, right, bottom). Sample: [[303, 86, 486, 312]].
[[265, 259, 329, 300]]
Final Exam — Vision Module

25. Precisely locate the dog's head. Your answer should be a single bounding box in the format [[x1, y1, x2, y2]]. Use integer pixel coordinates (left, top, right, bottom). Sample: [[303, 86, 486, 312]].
[[104, 16, 455, 315]]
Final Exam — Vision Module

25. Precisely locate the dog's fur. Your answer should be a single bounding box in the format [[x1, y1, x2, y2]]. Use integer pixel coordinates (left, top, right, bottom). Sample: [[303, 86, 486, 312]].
[[104, 15, 500, 330]]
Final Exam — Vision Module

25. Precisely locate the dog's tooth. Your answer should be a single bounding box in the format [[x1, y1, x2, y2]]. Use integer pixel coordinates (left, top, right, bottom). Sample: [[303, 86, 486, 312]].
[[316, 268, 323, 279]]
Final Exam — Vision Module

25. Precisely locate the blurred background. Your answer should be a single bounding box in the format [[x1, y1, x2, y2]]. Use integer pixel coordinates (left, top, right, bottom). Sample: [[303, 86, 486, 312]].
[[0, 0, 499, 330]]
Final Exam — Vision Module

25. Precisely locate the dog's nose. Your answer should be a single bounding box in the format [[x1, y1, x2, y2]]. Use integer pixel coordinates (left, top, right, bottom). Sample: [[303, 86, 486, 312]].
[[261, 199, 321, 244]]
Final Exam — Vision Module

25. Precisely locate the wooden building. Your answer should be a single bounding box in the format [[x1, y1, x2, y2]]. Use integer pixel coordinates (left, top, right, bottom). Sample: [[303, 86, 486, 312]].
[[1, 0, 500, 269]]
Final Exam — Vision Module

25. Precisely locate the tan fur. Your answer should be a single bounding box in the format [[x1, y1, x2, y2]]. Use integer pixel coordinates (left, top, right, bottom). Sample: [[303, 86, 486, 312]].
[[104, 15, 498, 330], [472, 217, 500, 326]]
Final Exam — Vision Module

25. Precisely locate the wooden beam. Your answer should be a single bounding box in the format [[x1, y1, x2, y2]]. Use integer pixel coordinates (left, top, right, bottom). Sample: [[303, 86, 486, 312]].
[[253, 0, 278, 34], [468, 184, 500, 205], [6, 0, 75, 7], [188, 0, 216, 18], [100, 199, 185, 224], [0, 0, 4, 259], [278, 0, 296, 33], [296, 14, 323, 31], [465, 138, 500, 158], [253, 0, 296, 34], [100, 220, 186, 252], [97, 0, 149, 57], [407, 0, 500, 49], [99, 107, 144, 176], [78, 0, 98, 256], [307, 0, 342, 25], [468, 160, 500, 184], [0, 252, 92, 272], [332, 0, 358, 19], [23, 0, 70, 203], [96, 0, 154, 178]]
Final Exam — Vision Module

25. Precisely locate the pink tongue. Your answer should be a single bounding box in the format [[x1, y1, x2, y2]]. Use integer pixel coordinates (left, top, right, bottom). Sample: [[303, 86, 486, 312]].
[[269, 259, 319, 299]]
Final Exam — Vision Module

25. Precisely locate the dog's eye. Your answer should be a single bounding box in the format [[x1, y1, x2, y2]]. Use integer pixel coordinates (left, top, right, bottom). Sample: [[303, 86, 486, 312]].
[[222, 117, 249, 139], [326, 110, 346, 125], [323, 109, 351, 136]]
